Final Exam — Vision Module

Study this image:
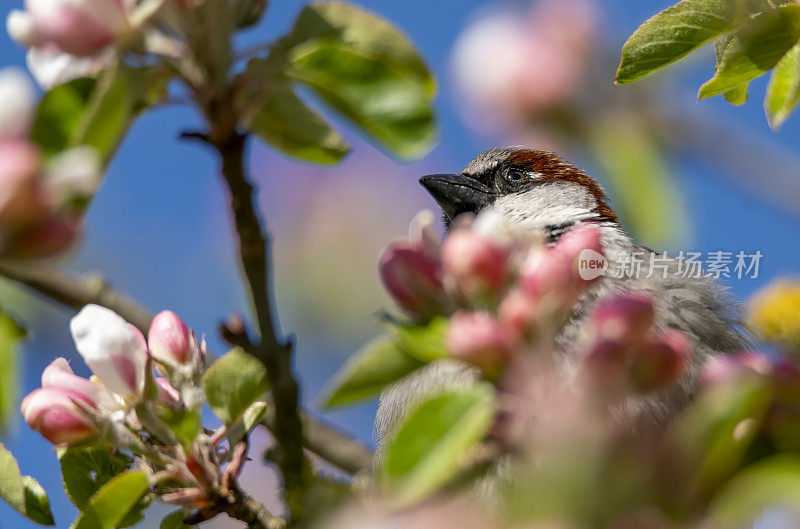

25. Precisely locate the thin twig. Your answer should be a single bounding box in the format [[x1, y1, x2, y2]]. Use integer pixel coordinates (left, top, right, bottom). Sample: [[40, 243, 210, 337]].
[[0, 259, 153, 332], [224, 488, 285, 529], [0, 259, 374, 475], [210, 129, 306, 520]]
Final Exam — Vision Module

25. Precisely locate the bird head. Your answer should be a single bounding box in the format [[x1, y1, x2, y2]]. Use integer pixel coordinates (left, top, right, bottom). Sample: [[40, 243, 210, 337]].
[[420, 147, 617, 240]]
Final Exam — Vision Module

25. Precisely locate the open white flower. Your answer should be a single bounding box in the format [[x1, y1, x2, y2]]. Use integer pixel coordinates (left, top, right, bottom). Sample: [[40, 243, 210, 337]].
[[70, 304, 148, 399]]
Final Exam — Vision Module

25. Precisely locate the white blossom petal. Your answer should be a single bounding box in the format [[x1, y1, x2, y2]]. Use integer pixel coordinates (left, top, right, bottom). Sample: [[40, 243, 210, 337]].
[[70, 304, 147, 398], [0, 67, 35, 140], [45, 145, 102, 205], [26, 46, 110, 89]]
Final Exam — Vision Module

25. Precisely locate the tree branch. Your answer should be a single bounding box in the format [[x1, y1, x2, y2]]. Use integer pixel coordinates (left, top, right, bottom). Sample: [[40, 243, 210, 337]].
[[0, 258, 374, 475], [210, 130, 306, 521], [0, 260, 153, 332], [225, 488, 285, 529]]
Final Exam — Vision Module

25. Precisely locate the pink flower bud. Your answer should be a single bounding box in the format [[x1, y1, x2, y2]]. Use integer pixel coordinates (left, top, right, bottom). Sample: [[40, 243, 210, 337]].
[[557, 223, 603, 263], [10, 214, 80, 259], [155, 377, 181, 405], [585, 329, 690, 395], [70, 304, 147, 398], [21, 387, 97, 445], [441, 230, 509, 298], [41, 357, 118, 410], [0, 140, 48, 230], [520, 224, 604, 307], [16, 0, 127, 56], [583, 339, 629, 392], [379, 241, 444, 315], [148, 310, 193, 366], [519, 248, 574, 299], [446, 311, 515, 376], [498, 289, 539, 339], [629, 330, 690, 392], [700, 352, 800, 392], [591, 293, 655, 346]]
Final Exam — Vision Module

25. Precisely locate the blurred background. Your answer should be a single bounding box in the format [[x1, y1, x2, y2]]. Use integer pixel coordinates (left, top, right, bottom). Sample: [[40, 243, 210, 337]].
[[1, 0, 800, 526]]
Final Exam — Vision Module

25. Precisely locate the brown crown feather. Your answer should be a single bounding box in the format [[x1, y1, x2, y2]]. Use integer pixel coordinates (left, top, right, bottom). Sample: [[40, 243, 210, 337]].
[[506, 149, 618, 224]]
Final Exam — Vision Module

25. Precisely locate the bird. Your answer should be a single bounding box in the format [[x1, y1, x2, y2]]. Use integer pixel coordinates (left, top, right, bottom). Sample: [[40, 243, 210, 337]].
[[375, 146, 750, 448]]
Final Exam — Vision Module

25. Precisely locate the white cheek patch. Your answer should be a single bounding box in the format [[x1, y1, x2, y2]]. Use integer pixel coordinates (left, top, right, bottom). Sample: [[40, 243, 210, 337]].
[[492, 181, 600, 229]]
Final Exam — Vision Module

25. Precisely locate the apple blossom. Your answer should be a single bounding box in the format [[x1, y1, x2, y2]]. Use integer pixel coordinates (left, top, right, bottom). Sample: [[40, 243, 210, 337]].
[[155, 377, 181, 405], [44, 145, 102, 205], [0, 140, 48, 230], [498, 288, 539, 339], [446, 311, 515, 376], [0, 68, 35, 140], [70, 304, 148, 398], [379, 241, 444, 316], [520, 224, 603, 308], [149, 310, 194, 366], [590, 293, 655, 345], [441, 229, 509, 298], [8, 0, 128, 57], [451, 0, 597, 127], [21, 387, 98, 445], [629, 330, 690, 392], [41, 357, 118, 410]]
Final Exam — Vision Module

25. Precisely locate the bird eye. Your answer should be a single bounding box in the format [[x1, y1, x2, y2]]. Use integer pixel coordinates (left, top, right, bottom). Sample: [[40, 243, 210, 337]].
[[506, 170, 525, 182]]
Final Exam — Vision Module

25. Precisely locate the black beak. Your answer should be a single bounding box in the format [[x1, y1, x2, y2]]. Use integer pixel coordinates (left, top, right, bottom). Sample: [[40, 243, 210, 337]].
[[419, 174, 495, 221]]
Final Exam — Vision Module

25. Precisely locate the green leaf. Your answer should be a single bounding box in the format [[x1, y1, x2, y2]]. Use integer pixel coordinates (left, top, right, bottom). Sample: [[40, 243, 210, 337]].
[[616, 0, 742, 84], [710, 456, 800, 526], [158, 406, 202, 448], [0, 311, 25, 430], [32, 77, 95, 158], [21, 477, 55, 526], [723, 84, 749, 104], [32, 64, 168, 164], [203, 348, 269, 425], [321, 337, 424, 409], [667, 378, 772, 500], [71, 471, 149, 529], [715, 34, 751, 105], [278, 1, 434, 93], [227, 401, 268, 447], [59, 448, 134, 511], [160, 510, 190, 529], [395, 317, 448, 363], [588, 118, 685, 248], [699, 5, 800, 99], [380, 385, 496, 505], [241, 82, 350, 164], [765, 41, 800, 128], [0, 443, 54, 525], [287, 40, 436, 160]]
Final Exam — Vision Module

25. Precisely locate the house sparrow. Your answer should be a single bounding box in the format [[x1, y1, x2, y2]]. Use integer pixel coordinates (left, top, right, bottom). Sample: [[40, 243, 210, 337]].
[[376, 147, 750, 446]]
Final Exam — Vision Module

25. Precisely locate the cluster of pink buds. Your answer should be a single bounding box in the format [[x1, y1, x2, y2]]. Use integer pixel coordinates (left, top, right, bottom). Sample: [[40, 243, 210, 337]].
[[451, 0, 598, 128], [0, 68, 100, 258], [580, 294, 690, 394], [21, 304, 203, 446], [6, 0, 133, 88], [380, 209, 605, 377], [698, 351, 800, 450]]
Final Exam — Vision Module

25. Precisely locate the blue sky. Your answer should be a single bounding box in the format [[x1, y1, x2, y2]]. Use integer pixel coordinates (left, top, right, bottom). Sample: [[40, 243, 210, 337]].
[[1, 1, 800, 527]]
